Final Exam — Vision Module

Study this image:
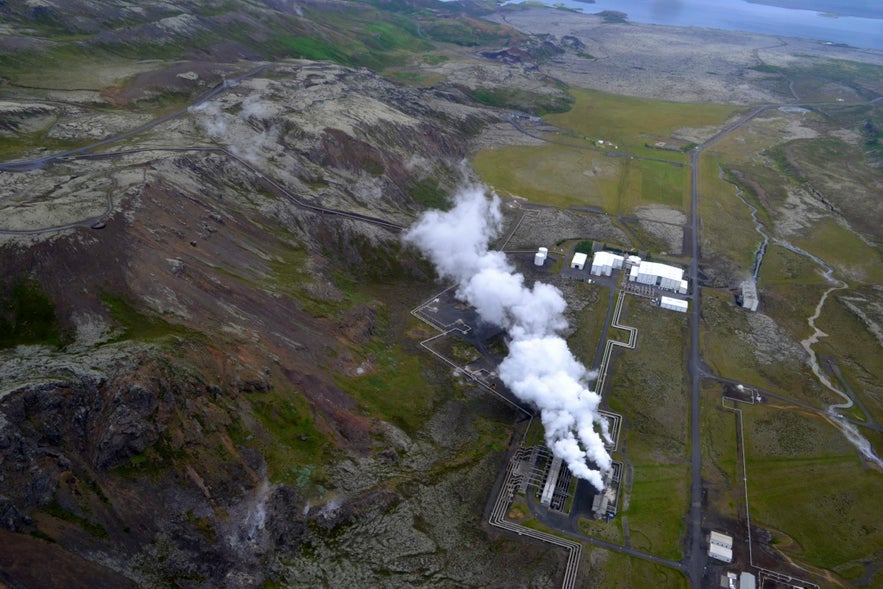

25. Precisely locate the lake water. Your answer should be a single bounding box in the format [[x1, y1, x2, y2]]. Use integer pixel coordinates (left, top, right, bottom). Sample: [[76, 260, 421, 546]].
[[509, 0, 883, 50]]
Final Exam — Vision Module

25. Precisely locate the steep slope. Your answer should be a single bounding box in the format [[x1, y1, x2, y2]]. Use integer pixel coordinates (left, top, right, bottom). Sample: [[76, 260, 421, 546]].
[[0, 61, 562, 587]]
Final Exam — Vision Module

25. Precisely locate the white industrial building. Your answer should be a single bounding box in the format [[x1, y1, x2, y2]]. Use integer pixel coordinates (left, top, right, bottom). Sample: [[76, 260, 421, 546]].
[[540, 457, 564, 506], [739, 572, 756, 589], [708, 531, 733, 563], [629, 261, 687, 293], [571, 252, 588, 270], [659, 296, 688, 313], [739, 280, 758, 311], [590, 251, 625, 276], [534, 247, 549, 267]]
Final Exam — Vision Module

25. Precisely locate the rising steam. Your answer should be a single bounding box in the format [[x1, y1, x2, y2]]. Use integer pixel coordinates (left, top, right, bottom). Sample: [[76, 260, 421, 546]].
[[405, 185, 612, 490]]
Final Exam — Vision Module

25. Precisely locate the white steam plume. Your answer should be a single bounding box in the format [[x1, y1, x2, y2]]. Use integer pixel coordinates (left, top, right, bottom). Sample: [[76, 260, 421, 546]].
[[405, 185, 612, 490], [189, 97, 279, 166]]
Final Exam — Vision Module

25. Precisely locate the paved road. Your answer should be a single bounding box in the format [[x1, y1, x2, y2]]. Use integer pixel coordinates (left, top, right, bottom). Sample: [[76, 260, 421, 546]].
[[702, 370, 883, 434], [683, 105, 776, 587], [0, 145, 405, 236], [0, 65, 271, 172], [526, 490, 687, 573]]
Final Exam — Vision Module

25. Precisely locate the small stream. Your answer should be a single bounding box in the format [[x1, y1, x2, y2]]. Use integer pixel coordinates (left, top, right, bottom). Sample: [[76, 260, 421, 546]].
[[730, 177, 883, 467], [724, 168, 769, 280]]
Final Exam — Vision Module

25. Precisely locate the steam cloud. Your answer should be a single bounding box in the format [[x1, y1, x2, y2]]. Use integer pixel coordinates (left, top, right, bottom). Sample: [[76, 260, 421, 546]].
[[405, 185, 612, 490], [189, 96, 279, 166]]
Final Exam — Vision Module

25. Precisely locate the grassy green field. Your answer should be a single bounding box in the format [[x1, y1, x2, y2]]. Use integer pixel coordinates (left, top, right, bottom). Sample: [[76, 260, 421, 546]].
[[472, 86, 738, 213], [794, 218, 883, 285], [473, 145, 689, 213], [578, 516, 624, 544], [567, 283, 611, 370], [545, 88, 739, 159], [699, 381, 740, 522], [758, 244, 832, 341], [597, 550, 688, 588], [743, 404, 883, 579], [335, 317, 439, 434], [695, 155, 761, 276], [699, 290, 836, 408], [608, 296, 689, 560], [814, 292, 883, 427], [625, 463, 688, 560]]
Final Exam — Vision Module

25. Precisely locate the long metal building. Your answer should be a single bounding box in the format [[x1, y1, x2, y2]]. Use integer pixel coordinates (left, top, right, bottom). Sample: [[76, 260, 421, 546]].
[[629, 260, 687, 293]]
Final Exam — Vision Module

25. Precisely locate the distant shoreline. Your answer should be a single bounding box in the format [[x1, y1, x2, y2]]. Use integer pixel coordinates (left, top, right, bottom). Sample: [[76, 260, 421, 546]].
[[500, 0, 883, 51]]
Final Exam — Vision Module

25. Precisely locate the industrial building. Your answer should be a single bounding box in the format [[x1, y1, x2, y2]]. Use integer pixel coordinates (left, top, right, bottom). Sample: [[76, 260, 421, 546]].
[[659, 296, 688, 313], [739, 572, 756, 589], [629, 260, 688, 293], [534, 247, 548, 267], [708, 530, 733, 563], [570, 252, 588, 270], [510, 446, 572, 513], [590, 251, 624, 276], [739, 279, 759, 311], [720, 571, 757, 589], [590, 461, 622, 520], [540, 457, 564, 506]]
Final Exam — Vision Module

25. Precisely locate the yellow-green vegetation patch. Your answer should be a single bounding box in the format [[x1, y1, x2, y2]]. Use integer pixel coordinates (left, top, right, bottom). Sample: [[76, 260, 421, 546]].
[[599, 550, 688, 589], [814, 294, 883, 426], [248, 387, 333, 486], [610, 296, 689, 451], [100, 292, 202, 343], [567, 283, 610, 367], [0, 279, 71, 349], [794, 218, 883, 285], [266, 244, 367, 320], [625, 463, 688, 560], [700, 381, 740, 521], [3, 55, 163, 89], [473, 145, 688, 214], [607, 296, 689, 560], [758, 244, 833, 340], [696, 155, 760, 276], [704, 111, 822, 164], [545, 88, 739, 159], [760, 244, 830, 287], [744, 405, 883, 575], [578, 516, 624, 543], [335, 339, 437, 434], [699, 290, 829, 407]]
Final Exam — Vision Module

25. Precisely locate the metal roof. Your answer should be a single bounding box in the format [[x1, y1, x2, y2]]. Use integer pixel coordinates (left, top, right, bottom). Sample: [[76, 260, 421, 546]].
[[592, 251, 623, 266], [660, 296, 688, 310], [710, 531, 733, 547], [637, 261, 684, 281]]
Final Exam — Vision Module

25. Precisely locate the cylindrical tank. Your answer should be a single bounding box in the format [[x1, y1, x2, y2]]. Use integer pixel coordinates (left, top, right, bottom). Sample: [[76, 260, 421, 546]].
[[534, 247, 548, 266]]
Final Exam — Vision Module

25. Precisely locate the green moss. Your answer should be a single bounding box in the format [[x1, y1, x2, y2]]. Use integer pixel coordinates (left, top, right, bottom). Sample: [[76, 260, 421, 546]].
[[100, 292, 201, 342], [43, 500, 109, 540], [273, 35, 353, 64], [29, 529, 57, 543], [250, 389, 333, 484], [601, 551, 688, 588], [410, 177, 450, 210], [335, 339, 436, 434], [574, 240, 594, 254], [467, 86, 574, 115], [0, 279, 70, 349]]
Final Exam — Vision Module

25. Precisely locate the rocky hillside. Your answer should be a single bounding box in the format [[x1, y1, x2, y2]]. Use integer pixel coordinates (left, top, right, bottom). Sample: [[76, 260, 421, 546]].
[[0, 46, 566, 588]]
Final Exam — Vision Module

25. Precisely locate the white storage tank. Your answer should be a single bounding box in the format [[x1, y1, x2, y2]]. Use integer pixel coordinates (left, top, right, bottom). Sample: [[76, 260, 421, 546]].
[[534, 247, 548, 266]]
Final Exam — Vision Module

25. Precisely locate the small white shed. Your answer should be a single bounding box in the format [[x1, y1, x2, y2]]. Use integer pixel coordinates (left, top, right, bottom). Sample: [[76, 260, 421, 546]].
[[571, 252, 588, 270]]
